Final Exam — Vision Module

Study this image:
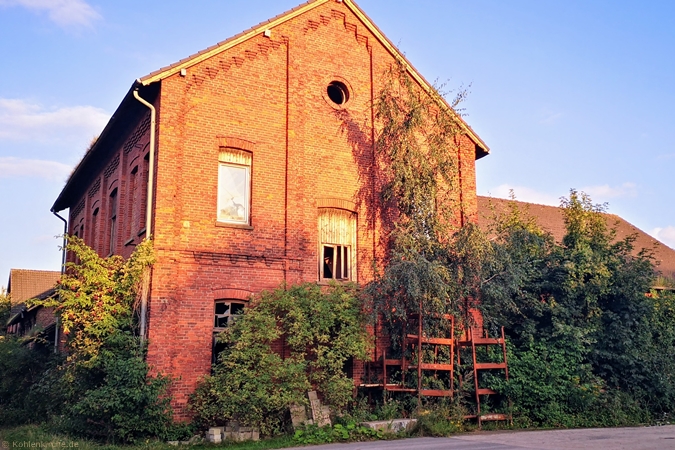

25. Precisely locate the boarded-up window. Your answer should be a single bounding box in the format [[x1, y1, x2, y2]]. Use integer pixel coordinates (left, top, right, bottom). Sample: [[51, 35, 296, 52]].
[[318, 208, 356, 282], [217, 149, 252, 225]]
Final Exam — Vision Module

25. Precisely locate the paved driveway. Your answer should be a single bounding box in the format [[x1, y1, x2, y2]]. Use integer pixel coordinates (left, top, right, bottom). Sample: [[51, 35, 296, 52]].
[[286, 425, 675, 450]]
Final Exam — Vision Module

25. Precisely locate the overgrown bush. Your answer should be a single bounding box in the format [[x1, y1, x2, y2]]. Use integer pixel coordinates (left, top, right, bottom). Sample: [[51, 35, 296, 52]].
[[0, 336, 52, 426], [190, 283, 373, 436], [29, 236, 174, 443], [481, 191, 675, 426]]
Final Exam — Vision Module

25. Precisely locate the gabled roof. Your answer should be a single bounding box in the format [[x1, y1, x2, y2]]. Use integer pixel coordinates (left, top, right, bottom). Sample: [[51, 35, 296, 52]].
[[53, 0, 490, 213], [7, 269, 60, 304], [138, 0, 489, 157], [476, 196, 675, 279]]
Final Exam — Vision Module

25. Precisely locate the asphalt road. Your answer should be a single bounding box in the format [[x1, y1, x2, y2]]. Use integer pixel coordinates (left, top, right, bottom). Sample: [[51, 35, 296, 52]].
[[285, 425, 675, 449]]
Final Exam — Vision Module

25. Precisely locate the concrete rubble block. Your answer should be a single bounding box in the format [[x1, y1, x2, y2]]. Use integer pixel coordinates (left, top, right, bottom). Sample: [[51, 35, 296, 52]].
[[360, 418, 417, 434], [318, 405, 332, 427], [307, 390, 319, 401], [309, 399, 323, 423], [251, 430, 260, 441], [290, 403, 309, 428], [167, 441, 179, 446], [207, 427, 223, 443]]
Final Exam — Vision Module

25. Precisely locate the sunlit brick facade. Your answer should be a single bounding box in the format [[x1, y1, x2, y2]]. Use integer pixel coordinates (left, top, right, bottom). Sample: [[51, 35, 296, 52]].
[[52, 0, 488, 419]]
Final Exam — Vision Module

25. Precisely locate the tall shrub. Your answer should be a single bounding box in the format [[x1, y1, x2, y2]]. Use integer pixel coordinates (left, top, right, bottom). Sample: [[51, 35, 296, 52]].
[[32, 236, 173, 443], [190, 283, 372, 436]]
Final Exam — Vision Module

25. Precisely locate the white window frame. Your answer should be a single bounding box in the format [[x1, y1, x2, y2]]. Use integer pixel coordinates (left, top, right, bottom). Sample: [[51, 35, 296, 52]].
[[217, 149, 252, 225]]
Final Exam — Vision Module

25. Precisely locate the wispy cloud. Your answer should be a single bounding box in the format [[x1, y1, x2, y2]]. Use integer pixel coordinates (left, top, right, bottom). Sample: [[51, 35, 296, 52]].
[[539, 111, 563, 125], [0, 0, 101, 29], [0, 98, 108, 144], [0, 156, 72, 181], [651, 226, 675, 250], [487, 184, 560, 206], [580, 182, 637, 201]]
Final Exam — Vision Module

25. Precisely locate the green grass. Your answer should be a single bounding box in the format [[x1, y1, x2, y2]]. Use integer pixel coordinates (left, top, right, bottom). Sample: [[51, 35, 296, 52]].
[[0, 426, 298, 450]]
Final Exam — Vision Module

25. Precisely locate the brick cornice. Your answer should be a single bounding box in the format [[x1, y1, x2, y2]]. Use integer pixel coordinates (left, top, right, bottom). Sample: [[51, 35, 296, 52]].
[[212, 288, 252, 301], [216, 136, 255, 151], [317, 197, 356, 212]]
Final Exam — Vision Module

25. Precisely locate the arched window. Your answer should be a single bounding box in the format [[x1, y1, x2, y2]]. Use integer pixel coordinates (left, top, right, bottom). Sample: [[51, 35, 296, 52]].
[[108, 188, 118, 255]]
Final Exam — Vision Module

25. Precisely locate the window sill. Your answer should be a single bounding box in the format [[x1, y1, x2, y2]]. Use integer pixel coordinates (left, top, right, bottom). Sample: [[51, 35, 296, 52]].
[[318, 279, 353, 286], [137, 228, 146, 237], [215, 221, 253, 230], [124, 238, 135, 247]]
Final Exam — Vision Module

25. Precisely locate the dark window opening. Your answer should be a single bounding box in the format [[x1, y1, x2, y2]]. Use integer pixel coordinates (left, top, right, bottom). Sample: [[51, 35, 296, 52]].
[[128, 165, 139, 239], [91, 207, 99, 253], [322, 244, 349, 280], [109, 188, 118, 255], [327, 81, 349, 106], [213, 299, 247, 365]]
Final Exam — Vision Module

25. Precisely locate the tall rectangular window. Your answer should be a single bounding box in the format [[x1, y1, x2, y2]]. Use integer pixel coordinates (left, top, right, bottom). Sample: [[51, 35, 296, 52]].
[[318, 208, 356, 282], [140, 153, 149, 234], [128, 165, 139, 239], [109, 189, 118, 255], [91, 207, 99, 254], [217, 149, 251, 225]]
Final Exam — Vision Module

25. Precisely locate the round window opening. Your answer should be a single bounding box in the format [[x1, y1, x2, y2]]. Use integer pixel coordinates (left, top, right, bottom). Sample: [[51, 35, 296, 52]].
[[327, 81, 349, 106]]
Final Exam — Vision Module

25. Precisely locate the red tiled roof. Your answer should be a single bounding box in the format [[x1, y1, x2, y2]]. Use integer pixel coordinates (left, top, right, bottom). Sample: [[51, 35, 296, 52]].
[[7, 269, 60, 304], [477, 196, 675, 279]]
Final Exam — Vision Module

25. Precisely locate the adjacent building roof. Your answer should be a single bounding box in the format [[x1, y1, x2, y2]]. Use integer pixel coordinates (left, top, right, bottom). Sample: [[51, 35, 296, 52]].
[[477, 196, 675, 279], [7, 269, 60, 304]]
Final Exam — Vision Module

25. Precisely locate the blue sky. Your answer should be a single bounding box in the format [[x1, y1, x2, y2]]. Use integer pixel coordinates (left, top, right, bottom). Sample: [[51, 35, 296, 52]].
[[1, 0, 674, 286]]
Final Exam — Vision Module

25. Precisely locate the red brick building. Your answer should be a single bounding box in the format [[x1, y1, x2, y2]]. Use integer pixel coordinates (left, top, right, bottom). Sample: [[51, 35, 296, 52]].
[[51, 0, 489, 417]]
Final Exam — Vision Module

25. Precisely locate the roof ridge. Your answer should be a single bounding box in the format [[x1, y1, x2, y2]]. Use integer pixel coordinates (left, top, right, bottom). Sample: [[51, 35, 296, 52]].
[[137, 0, 489, 154]]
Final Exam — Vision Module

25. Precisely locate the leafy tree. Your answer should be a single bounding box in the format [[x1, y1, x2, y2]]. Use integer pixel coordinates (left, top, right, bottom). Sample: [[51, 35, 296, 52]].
[[0, 287, 10, 335], [31, 236, 173, 443]]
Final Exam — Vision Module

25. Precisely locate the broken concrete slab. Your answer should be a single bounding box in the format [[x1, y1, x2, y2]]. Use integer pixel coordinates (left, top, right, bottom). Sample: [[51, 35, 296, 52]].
[[360, 418, 417, 433]]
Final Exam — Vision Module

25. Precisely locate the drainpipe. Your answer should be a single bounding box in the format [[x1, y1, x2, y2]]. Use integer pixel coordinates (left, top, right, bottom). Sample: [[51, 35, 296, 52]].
[[133, 86, 156, 345], [51, 209, 68, 353]]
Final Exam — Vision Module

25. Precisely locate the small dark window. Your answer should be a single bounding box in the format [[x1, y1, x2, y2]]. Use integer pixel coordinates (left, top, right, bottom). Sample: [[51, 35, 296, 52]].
[[327, 81, 349, 106], [214, 300, 246, 329], [213, 299, 247, 364]]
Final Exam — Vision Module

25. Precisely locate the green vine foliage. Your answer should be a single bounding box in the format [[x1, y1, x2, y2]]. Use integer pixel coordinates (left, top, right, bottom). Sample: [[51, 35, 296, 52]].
[[29, 236, 173, 443], [190, 283, 373, 436]]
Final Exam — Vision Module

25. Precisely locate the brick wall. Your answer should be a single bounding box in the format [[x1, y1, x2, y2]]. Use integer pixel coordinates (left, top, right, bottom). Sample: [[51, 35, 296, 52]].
[[66, 0, 481, 420]]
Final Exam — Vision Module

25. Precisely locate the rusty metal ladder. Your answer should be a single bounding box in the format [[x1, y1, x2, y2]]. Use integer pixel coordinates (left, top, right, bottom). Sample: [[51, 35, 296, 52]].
[[458, 326, 511, 427], [380, 312, 455, 401]]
